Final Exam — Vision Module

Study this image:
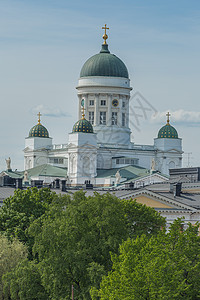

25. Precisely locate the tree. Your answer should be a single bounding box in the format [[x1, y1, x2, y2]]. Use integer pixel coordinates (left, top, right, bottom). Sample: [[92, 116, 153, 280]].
[[0, 234, 27, 300], [97, 219, 200, 300], [3, 260, 48, 300], [27, 191, 165, 299], [0, 187, 69, 256]]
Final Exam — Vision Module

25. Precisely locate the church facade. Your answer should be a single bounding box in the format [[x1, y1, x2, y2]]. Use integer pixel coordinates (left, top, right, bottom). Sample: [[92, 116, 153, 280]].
[[24, 27, 183, 186]]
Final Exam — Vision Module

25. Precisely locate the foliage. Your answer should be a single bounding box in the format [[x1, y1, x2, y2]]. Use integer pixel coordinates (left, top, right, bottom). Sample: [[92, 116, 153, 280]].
[[0, 187, 69, 256], [0, 234, 27, 300], [0, 189, 165, 299], [27, 191, 165, 299], [97, 219, 200, 300], [3, 260, 48, 300]]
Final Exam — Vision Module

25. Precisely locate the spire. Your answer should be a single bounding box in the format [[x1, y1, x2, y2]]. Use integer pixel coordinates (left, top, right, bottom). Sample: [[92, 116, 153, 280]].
[[37, 112, 42, 125], [102, 24, 109, 45], [166, 112, 170, 125]]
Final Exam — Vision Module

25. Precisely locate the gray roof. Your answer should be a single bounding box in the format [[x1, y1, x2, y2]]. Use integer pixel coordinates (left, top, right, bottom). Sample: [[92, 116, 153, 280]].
[[1, 182, 200, 212]]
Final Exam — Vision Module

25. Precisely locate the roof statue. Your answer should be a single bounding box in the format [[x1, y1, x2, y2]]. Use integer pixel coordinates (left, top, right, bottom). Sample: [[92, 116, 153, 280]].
[[5, 157, 11, 170], [24, 170, 28, 182], [115, 170, 121, 185], [151, 158, 156, 171]]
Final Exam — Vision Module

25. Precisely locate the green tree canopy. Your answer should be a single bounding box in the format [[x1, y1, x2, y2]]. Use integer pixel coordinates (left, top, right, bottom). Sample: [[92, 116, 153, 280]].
[[27, 191, 165, 299], [97, 219, 200, 300], [0, 234, 27, 300], [3, 260, 48, 300], [0, 187, 69, 256]]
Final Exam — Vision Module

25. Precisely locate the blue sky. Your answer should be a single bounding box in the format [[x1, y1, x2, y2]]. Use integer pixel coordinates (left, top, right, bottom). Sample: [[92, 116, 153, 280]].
[[1, 0, 200, 170]]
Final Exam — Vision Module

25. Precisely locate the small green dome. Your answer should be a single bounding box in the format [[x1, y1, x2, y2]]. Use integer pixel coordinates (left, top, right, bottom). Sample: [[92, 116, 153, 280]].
[[72, 118, 93, 133], [29, 124, 49, 138], [158, 124, 178, 139], [80, 44, 129, 79]]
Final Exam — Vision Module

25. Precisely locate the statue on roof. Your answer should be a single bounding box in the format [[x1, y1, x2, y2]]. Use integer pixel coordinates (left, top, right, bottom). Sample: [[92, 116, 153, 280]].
[[151, 158, 156, 171], [24, 170, 29, 182], [115, 170, 121, 186], [5, 157, 11, 170]]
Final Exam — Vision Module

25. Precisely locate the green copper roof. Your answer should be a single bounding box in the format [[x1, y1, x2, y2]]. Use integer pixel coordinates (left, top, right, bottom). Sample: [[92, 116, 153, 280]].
[[80, 44, 129, 78], [29, 124, 49, 138], [27, 164, 67, 177], [72, 118, 93, 133], [158, 124, 178, 139]]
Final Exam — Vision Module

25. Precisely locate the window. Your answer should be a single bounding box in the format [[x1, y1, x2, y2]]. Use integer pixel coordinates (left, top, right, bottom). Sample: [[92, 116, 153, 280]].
[[116, 158, 138, 165], [101, 100, 106, 106], [122, 113, 126, 126], [49, 158, 64, 164], [100, 112, 106, 125], [112, 112, 117, 125], [89, 100, 94, 106], [89, 111, 94, 125], [122, 101, 126, 108]]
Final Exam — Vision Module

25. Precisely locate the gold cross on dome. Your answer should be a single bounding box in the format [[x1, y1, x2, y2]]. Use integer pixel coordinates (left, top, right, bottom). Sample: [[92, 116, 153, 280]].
[[166, 112, 170, 124], [37, 112, 42, 124], [81, 106, 86, 120], [102, 24, 109, 44]]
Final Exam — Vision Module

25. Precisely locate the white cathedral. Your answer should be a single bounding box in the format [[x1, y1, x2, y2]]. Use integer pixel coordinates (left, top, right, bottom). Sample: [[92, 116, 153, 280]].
[[24, 26, 183, 186]]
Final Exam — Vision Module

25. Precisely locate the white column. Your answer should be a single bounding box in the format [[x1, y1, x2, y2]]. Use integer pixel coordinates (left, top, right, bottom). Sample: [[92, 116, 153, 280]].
[[118, 95, 122, 126], [94, 94, 99, 126], [126, 95, 130, 128], [107, 94, 112, 126]]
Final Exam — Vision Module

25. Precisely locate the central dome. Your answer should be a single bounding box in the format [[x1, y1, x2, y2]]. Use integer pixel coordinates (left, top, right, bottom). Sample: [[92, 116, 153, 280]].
[[80, 44, 129, 79]]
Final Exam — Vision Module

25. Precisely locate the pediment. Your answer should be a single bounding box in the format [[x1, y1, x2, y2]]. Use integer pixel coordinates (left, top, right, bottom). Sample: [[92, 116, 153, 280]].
[[24, 147, 31, 152], [121, 189, 196, 211], [167, 149, 182, 153]]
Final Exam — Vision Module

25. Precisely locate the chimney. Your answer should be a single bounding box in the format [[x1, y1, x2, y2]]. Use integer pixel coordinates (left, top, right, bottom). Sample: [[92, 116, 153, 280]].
[[174, 183, 182, 197], [61, 180, 66, 192]]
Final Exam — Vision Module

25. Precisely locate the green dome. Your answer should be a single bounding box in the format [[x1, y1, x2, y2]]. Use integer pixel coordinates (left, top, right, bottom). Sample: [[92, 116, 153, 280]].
[[29, 124, 49, 138], [158, 124, 178, 139], [80, 44, 129, 78], [72, 118, 93, 133]]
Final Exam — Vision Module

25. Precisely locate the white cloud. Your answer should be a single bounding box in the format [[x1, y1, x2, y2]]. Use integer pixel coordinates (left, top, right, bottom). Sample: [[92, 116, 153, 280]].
[[31, 104, 71, 118], [151, 109, 200, 125]]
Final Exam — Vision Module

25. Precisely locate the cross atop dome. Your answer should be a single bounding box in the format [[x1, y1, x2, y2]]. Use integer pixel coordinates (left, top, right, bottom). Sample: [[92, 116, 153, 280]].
[[102, 24, 109, 44], [81, 106, 86, 120], [37, 112, 42, 125], [166, 111, 170, 125]]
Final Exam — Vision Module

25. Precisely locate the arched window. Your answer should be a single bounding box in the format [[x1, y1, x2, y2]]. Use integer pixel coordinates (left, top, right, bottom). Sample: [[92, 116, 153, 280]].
[[169, 161, 175, 169]]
